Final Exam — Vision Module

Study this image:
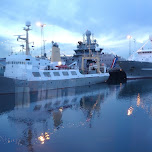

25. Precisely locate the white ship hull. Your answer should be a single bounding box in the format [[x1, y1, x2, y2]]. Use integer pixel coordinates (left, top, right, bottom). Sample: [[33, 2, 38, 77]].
[[0, 74, 109, 94]]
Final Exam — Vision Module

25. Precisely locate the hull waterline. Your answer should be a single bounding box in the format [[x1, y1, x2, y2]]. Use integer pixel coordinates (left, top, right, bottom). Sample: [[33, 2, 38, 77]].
[[0, 75, 109, 94]]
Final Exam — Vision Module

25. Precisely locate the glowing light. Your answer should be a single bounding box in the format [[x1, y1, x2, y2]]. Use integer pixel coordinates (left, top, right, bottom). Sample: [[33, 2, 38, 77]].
[[36, 22, 46, 27], [38, 136, 45, 142], [127, 107, 134, 116], [36, 22, 42, 27], [58, 61, 62, 66], [45, 133, 49, 137], [45, 132, 50, 140], [46, 137, 50, 140], [137, 93, 140, 107], [59, 107, 63, 112], [127, 35, 132, 39], [38, 132, 50, 143]]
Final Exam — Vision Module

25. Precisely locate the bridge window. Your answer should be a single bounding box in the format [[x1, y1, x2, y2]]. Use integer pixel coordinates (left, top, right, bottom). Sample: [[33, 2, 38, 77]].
[[53, 72, 60, 76], [32, 72, 41, 77], [62, 71, 69, 76], [43, 72, 51, 77], [71, 71, 77, 75]]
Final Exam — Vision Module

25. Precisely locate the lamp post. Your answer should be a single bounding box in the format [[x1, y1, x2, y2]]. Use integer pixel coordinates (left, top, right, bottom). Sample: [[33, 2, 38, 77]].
[[36, 22, 46, 57], [127, 35, 132, 57]]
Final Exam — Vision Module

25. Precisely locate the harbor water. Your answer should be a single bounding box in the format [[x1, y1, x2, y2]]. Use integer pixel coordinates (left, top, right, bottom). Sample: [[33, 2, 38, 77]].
[[0, 80, 152, 152]]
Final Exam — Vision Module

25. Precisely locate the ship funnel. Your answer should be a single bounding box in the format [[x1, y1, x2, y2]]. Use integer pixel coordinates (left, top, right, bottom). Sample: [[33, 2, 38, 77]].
[[51, 42, 61, 63]]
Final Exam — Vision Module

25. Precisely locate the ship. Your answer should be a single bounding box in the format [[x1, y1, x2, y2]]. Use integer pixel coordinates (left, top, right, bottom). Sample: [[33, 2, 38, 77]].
[[118, 36, 152, 79], [61, 30, 124, 71], [0, 22, 109, 94]]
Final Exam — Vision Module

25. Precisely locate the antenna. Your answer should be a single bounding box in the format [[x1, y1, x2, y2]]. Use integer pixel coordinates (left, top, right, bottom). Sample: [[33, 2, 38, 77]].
[[92, 33, 94, 43], [14, 34, 25, 37], [14, 35, 25, 41], [83, 34, 85, 43]]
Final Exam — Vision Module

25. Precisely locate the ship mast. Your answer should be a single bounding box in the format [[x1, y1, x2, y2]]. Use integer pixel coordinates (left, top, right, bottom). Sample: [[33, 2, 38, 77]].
[[18, 22, 31, 55], [24, 22, 31, 55]]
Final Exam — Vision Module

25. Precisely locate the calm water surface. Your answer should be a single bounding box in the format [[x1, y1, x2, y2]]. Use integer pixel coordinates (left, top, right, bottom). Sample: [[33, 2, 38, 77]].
[[0, 80, 152, 152]]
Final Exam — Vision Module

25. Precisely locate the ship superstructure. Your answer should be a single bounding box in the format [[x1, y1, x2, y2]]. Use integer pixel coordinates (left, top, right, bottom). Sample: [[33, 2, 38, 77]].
[[62, 30, 120, 70]]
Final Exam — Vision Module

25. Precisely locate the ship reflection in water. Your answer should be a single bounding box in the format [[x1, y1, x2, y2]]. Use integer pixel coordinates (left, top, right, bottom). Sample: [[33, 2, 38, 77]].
[[1, 80, 152, 151]]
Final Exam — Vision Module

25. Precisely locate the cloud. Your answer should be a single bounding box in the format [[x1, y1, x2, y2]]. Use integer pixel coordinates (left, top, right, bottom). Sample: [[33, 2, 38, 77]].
[[0, 36, 13, 57], [0, 0, 152, 59], [46, 0, 80, 20]]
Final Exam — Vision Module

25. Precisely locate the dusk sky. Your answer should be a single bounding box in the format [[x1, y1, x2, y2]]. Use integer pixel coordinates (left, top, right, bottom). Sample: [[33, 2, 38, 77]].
[[0, 0, 152, 58]]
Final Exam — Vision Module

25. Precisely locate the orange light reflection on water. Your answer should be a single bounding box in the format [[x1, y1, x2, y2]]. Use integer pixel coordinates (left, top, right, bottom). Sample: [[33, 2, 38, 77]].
[[127, 107, 134, 116], [137, 93, 140, 107], [38, 132, 50, 144]]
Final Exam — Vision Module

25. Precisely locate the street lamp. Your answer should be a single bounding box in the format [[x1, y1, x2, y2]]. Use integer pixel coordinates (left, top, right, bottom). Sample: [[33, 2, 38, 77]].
[[36, 22, 46, 57]]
